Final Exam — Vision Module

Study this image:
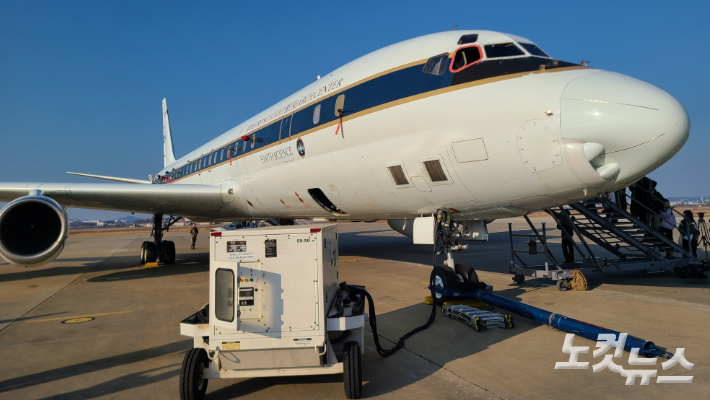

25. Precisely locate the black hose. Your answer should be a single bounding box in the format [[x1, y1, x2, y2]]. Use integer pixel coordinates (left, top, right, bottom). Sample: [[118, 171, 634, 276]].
[[339, 281, 438, 357]]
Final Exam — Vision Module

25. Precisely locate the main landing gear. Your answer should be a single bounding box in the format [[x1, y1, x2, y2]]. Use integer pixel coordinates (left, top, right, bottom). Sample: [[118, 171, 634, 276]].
[[140, 213, 182, 265]]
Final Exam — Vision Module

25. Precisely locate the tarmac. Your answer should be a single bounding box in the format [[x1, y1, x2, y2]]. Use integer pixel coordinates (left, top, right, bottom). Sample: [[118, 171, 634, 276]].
[[0, 217, 708, 399]]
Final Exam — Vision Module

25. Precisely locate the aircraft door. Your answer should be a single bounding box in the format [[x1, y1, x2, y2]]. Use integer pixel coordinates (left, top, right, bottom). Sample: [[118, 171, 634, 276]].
[[280, 113, 293, 142]]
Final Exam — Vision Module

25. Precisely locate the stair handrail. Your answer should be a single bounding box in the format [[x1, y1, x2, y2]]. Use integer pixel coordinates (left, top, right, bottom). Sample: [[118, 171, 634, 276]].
[[571, 200, 666, 260], [615, 184, 693, 256]]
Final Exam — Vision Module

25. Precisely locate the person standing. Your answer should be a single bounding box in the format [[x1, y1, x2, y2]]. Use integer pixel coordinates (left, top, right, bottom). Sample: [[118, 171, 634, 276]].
[[190, 223, 199, 250], [553, 209, 575, 264], [659, 201, 676, 242], [615, 188, 628, 211], [678, 211, 699, 258]]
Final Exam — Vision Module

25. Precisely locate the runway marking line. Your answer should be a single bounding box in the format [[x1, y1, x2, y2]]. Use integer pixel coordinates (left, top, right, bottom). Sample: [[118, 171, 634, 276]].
[[25, 310, 134, 323]]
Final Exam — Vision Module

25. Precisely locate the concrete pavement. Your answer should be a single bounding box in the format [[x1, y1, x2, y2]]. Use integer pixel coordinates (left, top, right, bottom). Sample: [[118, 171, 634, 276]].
[[0, 218, 707, 399]]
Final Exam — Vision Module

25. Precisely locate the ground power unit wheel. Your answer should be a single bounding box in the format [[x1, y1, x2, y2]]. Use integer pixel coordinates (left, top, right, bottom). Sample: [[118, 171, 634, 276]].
[[180, 348, 209, 400], [163, 240, 176, 264], [343, 341, 362, 399], [430, 266, 457, 306]]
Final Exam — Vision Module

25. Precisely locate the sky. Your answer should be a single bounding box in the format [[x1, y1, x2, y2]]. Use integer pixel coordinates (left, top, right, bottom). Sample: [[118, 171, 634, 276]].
[[1, 1, 708, 220]]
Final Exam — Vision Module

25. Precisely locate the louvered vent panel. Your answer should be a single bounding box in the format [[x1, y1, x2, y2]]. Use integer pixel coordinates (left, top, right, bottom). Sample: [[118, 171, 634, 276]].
[[423, 160, 448, 182], [388, 165, 409, 186]]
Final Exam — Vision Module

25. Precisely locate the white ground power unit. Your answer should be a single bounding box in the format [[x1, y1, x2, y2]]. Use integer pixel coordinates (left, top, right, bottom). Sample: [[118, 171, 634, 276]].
[[179, 224, 365, 400]]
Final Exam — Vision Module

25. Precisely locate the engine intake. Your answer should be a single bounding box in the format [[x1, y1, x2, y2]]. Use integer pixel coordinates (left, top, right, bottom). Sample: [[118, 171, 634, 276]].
[[0, 195, 68, 266]]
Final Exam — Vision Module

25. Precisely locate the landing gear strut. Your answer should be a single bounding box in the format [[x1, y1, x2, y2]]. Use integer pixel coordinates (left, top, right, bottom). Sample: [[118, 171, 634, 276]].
[[429, 210, 484, 305], [140, 213, 182, 265]]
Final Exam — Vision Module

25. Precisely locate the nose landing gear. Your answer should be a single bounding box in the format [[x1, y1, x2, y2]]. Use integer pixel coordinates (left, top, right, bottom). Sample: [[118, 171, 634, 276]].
[[429, 210, 487, 305], [140, 213, 181, 265]]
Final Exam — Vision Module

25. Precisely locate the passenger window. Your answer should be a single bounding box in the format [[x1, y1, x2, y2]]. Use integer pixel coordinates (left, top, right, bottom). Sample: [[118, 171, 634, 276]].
[[423, 54, 448, 76], [519, 42, 550, 57], [450, 45, 482, 72], [484, 42, 524, 58], [313, 104, 321, 124], [334, 94, 345, 117], [215, 268, 235, 322]]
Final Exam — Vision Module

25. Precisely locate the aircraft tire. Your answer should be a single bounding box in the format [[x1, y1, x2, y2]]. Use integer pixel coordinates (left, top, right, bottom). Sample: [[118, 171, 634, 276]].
[[343, 341, 362, 399], [455, 263, 479, 284], [163, 241, 176, 265], [144, 242, 157, 263], [430, 266, 456, 306], [140, 241, 149, 264]]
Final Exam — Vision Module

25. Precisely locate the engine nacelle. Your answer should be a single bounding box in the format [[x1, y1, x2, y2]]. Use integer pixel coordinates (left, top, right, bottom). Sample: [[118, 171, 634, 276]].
[[0, 194, 68, 266]]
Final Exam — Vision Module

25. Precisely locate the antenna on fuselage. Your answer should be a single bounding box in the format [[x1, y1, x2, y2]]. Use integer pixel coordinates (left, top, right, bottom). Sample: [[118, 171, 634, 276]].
[[451, 25, 458, 31]]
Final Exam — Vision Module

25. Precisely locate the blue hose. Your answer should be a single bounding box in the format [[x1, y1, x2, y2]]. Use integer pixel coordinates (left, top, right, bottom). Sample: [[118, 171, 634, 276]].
[[435, 287, 673, 359]]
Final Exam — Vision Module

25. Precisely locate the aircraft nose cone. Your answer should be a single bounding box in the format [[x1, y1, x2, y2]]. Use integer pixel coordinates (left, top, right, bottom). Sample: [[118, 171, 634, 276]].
[[561, 71, 690, 183]]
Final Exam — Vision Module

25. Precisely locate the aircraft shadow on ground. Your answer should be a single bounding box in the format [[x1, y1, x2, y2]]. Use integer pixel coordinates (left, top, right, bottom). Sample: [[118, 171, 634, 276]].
[[0, 340, 191, 395], [339, 228, 710, 291], [86, 252, 210, 282], [0, 312, 69, 325], [0, 257, 109, 283]]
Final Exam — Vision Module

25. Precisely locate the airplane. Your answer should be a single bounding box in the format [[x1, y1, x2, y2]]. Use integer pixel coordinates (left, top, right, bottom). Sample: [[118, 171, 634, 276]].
[[0, 30, 690, 291]]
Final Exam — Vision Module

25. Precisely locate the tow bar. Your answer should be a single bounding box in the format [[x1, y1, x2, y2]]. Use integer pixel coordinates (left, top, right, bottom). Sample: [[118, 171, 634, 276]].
[[431, 286, 673, 359]]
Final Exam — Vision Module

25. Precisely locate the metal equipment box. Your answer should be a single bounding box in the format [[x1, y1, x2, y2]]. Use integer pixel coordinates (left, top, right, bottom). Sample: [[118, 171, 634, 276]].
[[179, 224, 365, 399]]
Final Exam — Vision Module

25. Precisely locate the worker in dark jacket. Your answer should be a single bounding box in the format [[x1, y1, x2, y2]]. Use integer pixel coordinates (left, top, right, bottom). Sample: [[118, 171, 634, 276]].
[[648, 181, 667, 230], [630, 177, 653, 222], [190, 223, 199, 250], [678, 211, 699, 258], [553, 209, 575, 263]]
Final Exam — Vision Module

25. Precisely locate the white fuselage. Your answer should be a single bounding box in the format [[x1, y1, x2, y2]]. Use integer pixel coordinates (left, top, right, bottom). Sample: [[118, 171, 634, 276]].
[[157, 30, 689, 222]]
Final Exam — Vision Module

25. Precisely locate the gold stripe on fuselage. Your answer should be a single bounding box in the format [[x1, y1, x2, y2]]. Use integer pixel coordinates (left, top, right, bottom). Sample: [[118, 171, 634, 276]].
[[170, 64, 587, 183]]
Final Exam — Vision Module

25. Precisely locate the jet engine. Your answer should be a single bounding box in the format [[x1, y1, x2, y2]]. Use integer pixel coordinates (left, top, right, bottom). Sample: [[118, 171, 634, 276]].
[[0, 194, 68, 266]]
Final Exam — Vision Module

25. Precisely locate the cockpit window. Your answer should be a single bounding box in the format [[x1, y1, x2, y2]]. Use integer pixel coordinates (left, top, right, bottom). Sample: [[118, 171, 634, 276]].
[[484, 42, 524, 58], [457, 34, 478, 45], [423, 53, 448, 76], [450, 45, 482, 72], [519, 43, 550, 58]]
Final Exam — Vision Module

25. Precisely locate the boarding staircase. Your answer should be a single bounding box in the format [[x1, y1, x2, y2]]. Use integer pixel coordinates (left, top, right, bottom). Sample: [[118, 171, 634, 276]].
[[510, 193, 700, 284], [562, 197, 691, 262]]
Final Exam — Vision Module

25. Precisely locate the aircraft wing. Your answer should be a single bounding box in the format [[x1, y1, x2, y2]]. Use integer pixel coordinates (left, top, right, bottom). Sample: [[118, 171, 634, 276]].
[[0, 182, 231, 220]]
